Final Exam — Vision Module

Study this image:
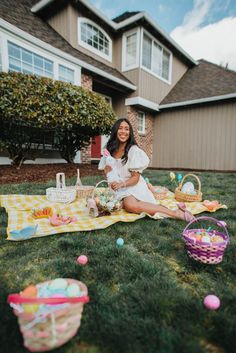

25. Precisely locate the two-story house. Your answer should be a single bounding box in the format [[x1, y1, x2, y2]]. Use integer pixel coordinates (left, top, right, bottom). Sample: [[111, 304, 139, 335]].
[[0, 0, 236, 170]]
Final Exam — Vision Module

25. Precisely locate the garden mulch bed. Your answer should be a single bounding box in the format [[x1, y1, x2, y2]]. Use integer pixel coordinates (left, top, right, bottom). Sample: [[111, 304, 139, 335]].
[[0, 163, 103, 184]]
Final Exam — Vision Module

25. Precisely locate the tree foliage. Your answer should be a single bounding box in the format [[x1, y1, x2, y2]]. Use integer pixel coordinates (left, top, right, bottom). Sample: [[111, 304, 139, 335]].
[[0, 72, 116, 166]]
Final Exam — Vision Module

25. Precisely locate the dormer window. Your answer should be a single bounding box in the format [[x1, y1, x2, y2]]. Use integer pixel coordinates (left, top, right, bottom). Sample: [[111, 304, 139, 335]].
[[78, 18, 112, 62]]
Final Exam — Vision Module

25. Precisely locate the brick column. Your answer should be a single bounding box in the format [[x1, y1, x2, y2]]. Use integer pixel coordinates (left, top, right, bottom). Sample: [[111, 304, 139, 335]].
[[81, 73, 93, 164], [127, 106, 154, 165]]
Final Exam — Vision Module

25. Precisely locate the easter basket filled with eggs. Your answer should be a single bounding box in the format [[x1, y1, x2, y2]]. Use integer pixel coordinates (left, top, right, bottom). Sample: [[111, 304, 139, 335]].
[[7, 278, 89, 352], [87, 180, 122, 217], [175, 173, 202, 202], [182, 216, 230, 264]]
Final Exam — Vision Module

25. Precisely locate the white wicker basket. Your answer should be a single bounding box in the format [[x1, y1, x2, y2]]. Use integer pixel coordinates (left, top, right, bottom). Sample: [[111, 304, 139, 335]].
[[46, 173, 76, 204]]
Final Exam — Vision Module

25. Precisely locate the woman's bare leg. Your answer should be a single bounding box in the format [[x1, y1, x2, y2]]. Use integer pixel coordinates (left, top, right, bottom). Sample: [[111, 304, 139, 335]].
[[123, 196, 193, 220]]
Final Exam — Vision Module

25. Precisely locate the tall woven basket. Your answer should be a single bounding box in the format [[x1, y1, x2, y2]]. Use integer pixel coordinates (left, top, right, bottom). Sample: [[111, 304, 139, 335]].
[[8, 279, 89, 352], [46, 173, 76, 204], [175, 173, 202, 202], [182, 216, 229, 264]]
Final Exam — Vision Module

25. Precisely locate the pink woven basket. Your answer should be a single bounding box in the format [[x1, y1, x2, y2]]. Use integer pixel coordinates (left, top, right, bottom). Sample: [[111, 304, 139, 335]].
[[182, 216, 229, 264], [8, 279, 89, 352]]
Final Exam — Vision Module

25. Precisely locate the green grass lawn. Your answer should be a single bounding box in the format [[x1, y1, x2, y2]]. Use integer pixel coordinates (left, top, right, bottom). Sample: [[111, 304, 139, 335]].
[[0, 170, 235, 353]]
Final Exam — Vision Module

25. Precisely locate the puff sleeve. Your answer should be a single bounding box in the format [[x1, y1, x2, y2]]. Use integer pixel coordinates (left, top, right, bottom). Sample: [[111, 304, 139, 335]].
[[127, 145, 150, 173], [98, 156, 106, 170]]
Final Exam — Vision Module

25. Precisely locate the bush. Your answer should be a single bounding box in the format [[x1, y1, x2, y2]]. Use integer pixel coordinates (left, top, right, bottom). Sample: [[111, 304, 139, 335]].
[[0, 72, 116, 166]]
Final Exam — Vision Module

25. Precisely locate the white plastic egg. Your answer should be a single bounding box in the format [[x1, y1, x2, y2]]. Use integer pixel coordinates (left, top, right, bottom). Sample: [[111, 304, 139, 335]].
[[181, 182, 195, 194]]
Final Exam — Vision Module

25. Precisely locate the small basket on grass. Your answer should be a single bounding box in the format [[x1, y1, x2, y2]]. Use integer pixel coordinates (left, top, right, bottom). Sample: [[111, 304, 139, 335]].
[[66, 169, 94, 199], [46, 173, 76, 204], [88, 180, 122, 217], [175, 173, 202, 202], [182, 216, 229, 264], [7, 279, 89, 352]]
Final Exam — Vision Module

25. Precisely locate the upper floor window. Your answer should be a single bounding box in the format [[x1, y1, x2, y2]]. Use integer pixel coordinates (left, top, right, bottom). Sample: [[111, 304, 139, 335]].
[[142, 31, 171, 83], [78, 18, 112, 61], [8, 42, 53, 78], [122, 28, 140, 71], [58, 64, 74, 84], [138, 111, 146, 134]]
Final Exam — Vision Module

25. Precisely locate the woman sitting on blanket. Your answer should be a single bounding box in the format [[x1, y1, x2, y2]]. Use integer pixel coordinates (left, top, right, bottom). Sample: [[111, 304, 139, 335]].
[[98, 118, 195, 221]]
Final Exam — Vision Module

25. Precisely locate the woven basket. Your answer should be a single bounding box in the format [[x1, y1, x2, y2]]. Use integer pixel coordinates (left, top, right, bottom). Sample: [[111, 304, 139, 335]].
[[66, 169, 94, 199], [175, 173, 202, 202], [182, 216, 229, 264], [152, 186, 168, 200], [46, 173, 76, 204], [8, 279, 89, 352], [90, 180, 122, 216]]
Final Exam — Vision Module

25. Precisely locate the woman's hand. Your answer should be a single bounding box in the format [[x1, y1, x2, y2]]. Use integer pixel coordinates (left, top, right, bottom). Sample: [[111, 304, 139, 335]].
[[104, 165, 112, 175], [110, 181, 125, 191]]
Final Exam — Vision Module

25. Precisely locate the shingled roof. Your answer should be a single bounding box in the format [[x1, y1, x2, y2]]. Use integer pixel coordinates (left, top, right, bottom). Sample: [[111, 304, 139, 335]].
[[113, 12, 141, 23], [0, 0, 134, 90], [161, 59, 236, 106]]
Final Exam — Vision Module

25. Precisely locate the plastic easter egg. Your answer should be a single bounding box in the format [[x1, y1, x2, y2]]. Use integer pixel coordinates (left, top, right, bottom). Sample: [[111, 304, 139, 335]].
[[181, 182, 195, 194], [116, 238, 124, 247], [77, 255, 88, 265], [67, 283, 81, 297], [49, 278, 68, 291], [204, 295, 221, 310], [177, 173, 183, 182], [201, 236, 211, 243]]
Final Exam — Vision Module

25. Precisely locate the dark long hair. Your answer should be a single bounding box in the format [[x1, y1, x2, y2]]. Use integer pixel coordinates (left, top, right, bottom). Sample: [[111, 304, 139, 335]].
[[106, 118, 137, 164]]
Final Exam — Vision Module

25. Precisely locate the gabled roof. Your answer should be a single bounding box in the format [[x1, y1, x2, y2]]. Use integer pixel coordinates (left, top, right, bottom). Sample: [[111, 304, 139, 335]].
[[0, 0, 136, 91], [160, 60, 236, 108], [113, 12, 140, 23]]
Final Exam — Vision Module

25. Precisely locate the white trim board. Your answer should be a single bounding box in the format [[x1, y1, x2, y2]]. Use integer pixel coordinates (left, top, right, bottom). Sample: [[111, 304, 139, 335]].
[[159, 93, 236, 109], [125, 97, 159, 112], [0, 19, 136, 91]]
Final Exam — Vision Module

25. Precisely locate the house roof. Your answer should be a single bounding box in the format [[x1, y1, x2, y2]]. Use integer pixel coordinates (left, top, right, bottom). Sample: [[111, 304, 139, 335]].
[[113, 12, 141, 23], [160, 60, 236, 108], [0, 0, 135, 91]]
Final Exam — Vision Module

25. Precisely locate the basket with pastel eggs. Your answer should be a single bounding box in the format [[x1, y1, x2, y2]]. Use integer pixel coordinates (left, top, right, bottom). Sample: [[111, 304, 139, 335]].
[[182, 216, 229, 264], [7, 278, 89, 352], [175, 173, 202, 202], [87, 180, 122, 217]]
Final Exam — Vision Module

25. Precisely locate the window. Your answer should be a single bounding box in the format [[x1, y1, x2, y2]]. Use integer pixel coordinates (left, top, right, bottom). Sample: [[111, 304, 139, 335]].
[[78, 18, 112, 61], [138, 112, 145, 134], [0, 38, 2, 71], [58, 64, 74, 84], [8, 42, 53, 78], [142, 31, 171, 82], [123, 28, 140, 71]]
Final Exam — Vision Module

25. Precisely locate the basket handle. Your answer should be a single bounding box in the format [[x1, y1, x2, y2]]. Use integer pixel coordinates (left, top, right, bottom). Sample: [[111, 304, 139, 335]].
[[91, 179, 109, 199], [7, 294, 89, 305], [75, 169, 82, 186], [56, 173, 66, 189], [178, 173, 201, 192], [183, 216, 229, 239]]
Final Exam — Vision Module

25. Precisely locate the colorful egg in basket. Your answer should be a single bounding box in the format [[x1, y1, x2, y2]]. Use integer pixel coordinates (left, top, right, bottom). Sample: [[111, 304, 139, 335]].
[[7, 278, 89, 352], [182, 216, 229, 264]]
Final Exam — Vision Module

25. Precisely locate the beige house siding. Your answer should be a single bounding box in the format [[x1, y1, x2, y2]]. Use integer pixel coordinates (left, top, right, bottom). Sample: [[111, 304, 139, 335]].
[[152, 101, 236, 171]]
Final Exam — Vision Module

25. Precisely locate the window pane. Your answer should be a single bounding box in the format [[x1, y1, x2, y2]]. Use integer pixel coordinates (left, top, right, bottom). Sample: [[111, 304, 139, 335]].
[[162, 49, 170, 80], [138, 112, 145, 133], [153, 42, 162, 76], [126, 32, 137, 67], [142, 34, 152, 69], [59, 64, 74, 84]]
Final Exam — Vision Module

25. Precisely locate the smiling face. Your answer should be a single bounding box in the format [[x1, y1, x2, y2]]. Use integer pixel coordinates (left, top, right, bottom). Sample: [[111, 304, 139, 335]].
[[117, 120, 130, 144]]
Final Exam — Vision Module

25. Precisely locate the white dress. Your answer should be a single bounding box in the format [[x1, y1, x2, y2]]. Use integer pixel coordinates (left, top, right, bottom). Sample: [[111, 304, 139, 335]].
[[98, 145, 156, 204]]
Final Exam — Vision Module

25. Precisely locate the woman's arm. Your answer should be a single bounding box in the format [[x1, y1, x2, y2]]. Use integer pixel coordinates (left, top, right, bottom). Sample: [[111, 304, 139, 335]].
[[110, 171, 140, 191]]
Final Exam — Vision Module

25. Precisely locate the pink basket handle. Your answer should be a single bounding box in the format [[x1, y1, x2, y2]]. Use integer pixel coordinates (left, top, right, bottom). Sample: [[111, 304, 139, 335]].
[[8, 294, 89, 305], [183, 216, 229, 240]]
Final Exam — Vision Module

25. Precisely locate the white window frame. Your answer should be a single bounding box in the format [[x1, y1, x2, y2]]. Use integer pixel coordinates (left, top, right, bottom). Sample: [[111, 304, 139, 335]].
[[137, 111, 146, 135], [78, 17, 112, 62], [0, 30, 81, 85], [122, 27, 140, 72], [141, 28, 172, 84]]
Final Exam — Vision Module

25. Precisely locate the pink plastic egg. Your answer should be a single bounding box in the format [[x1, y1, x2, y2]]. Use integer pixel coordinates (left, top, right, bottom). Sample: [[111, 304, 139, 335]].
[[77, 255, 88, 265], [203, 295, 221, 310]]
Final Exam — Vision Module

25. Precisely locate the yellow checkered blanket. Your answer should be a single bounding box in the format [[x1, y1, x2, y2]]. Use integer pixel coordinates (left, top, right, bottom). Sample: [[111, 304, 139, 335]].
[[0, 191, 227, 241]]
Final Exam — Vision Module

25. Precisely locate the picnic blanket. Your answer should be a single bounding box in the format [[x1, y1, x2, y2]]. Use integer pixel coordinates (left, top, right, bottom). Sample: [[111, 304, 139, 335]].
[[0, 190, 227, 241]]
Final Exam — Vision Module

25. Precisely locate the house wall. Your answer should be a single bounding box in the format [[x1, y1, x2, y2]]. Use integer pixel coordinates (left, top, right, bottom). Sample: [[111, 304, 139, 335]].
[[152, 101, 236, 171]]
